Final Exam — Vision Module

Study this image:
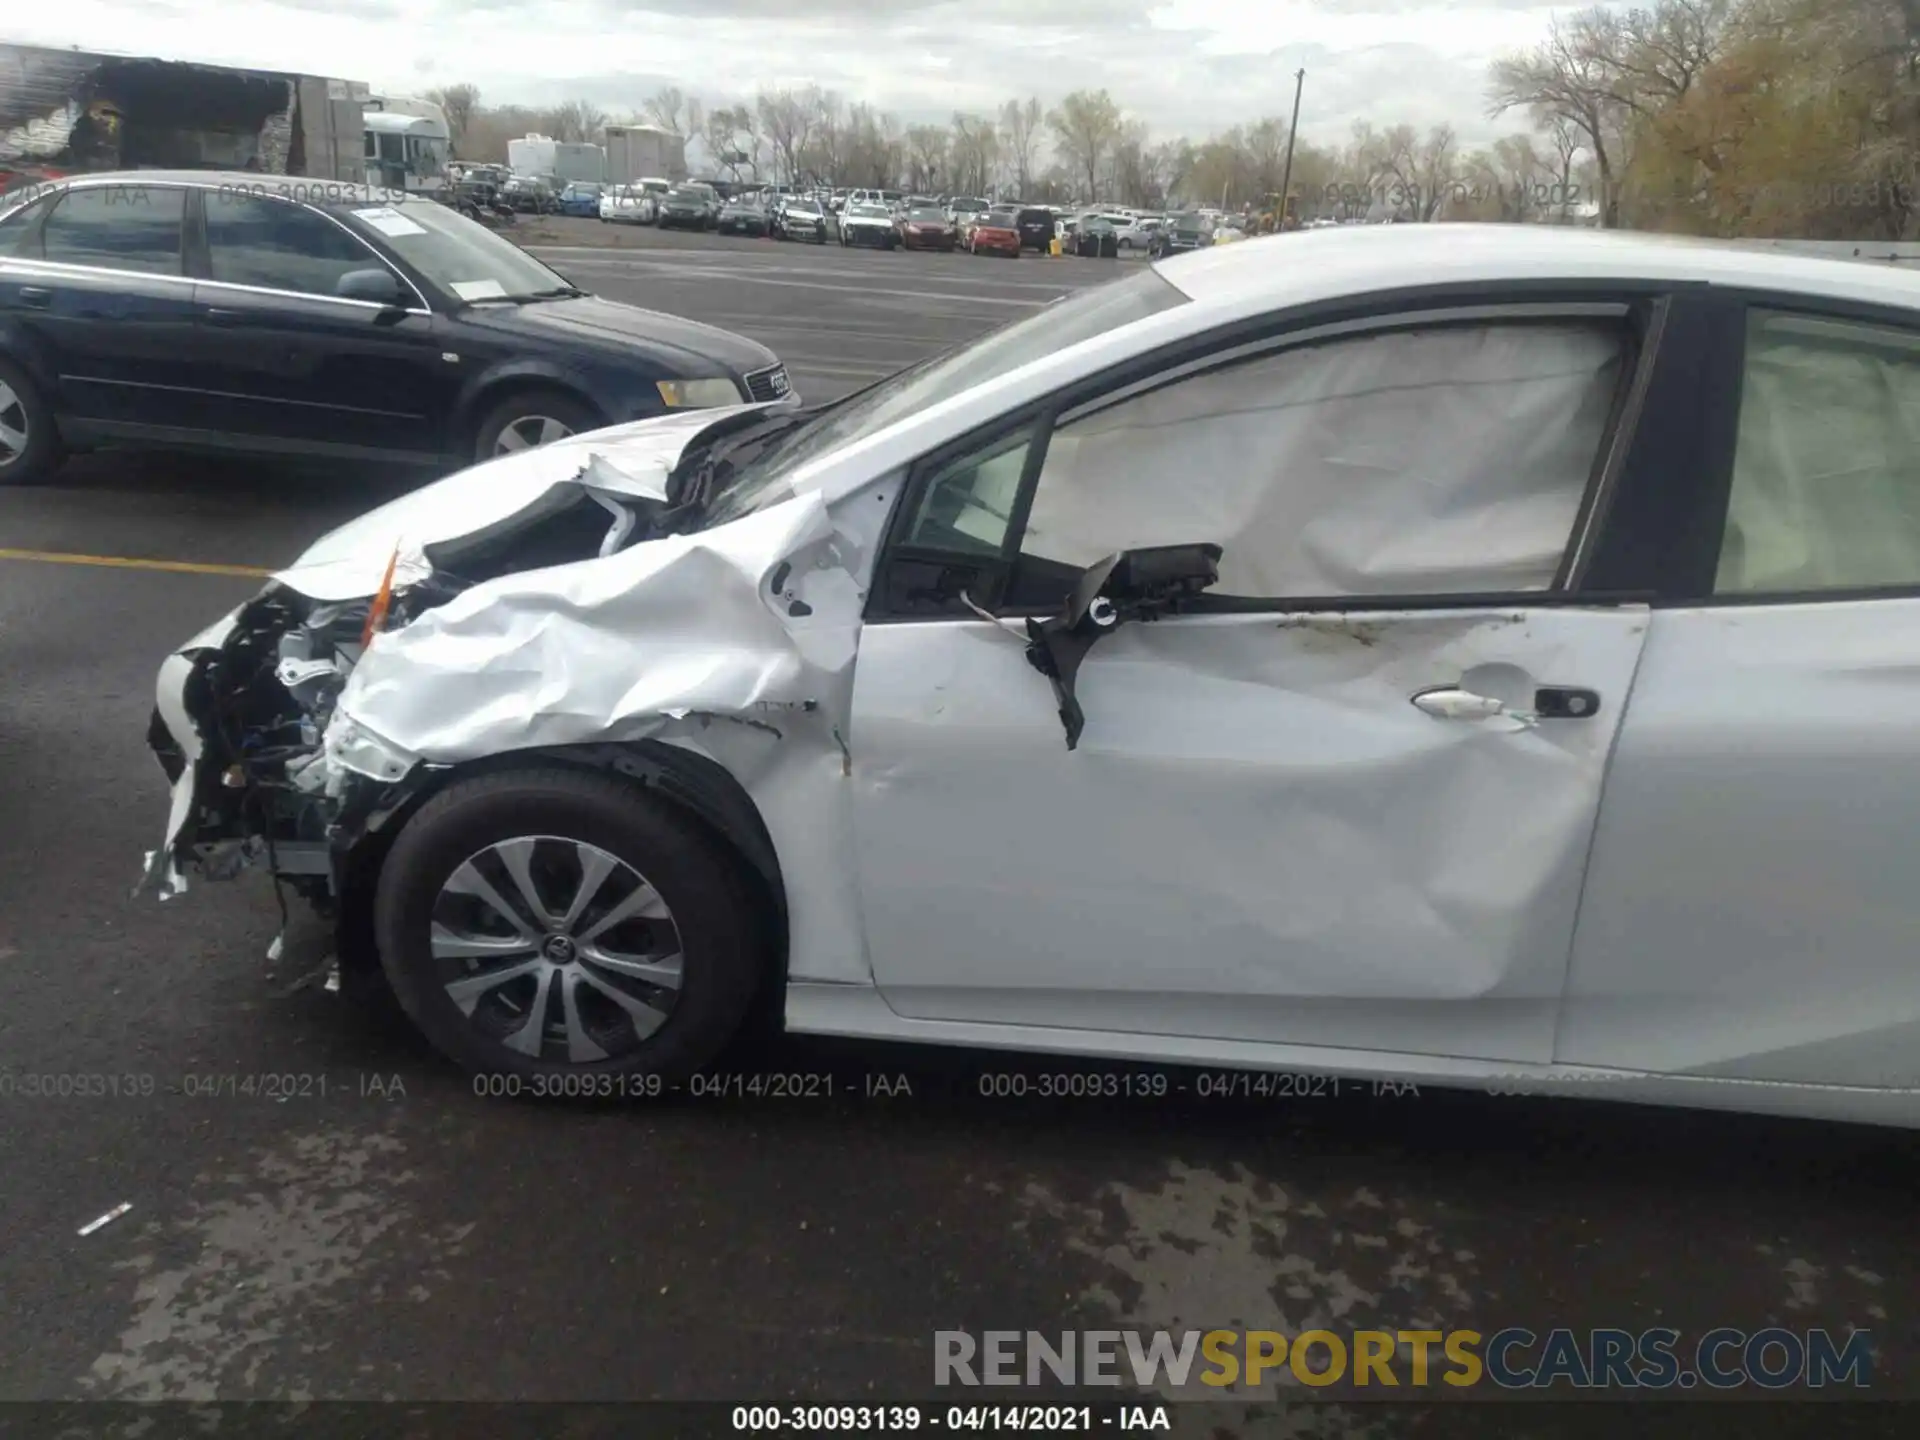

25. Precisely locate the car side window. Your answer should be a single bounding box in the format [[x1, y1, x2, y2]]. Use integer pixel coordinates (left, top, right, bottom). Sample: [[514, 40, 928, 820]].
[[0, 193, 55, 255], [1714, 308, 1920, 595], [1003, 319, 1628, 610], [40, 185, 185, 275], [900, 425, 1036, 558], [203, 195, 382, 299]]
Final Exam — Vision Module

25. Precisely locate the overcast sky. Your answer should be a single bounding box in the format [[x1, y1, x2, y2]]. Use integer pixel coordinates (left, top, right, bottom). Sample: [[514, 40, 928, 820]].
[[5, 0, 1582, 153]]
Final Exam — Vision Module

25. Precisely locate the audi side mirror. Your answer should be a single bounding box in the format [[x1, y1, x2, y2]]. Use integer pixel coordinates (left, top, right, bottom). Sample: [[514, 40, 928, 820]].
[[336, 268, 407, 308]]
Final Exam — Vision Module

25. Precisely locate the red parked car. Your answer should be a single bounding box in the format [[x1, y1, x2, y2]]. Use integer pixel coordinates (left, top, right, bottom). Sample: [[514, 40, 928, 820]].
[[967, 208, 1022, 258], [897, 205, 956, 251]]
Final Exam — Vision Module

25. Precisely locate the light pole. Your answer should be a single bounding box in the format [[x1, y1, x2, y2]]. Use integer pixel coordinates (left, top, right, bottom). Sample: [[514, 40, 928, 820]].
[[1277, 68, 1305, 228]]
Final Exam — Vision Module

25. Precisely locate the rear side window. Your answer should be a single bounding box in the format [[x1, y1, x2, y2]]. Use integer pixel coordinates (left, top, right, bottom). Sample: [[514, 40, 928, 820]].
[[40, 185, 185, 275], [204, 195, 380, 298], [1006, 320, 1628, 607], [1715, 309, 1920, 595]]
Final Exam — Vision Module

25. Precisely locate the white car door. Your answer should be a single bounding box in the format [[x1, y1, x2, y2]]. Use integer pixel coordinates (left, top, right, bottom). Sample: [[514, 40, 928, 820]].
[[849, 301, 1663, 1063], [1561, 299, 1920, 1089]]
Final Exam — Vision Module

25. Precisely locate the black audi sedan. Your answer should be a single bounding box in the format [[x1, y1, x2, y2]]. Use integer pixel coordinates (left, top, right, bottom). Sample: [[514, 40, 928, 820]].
[[0, 173, 794, 485], [715, 197, 769, 237], [655, 183, 718, 230]]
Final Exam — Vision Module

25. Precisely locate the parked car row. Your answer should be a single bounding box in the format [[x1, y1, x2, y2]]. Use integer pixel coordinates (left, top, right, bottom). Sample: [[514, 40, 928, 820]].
[[542, 172, 1186, 265]]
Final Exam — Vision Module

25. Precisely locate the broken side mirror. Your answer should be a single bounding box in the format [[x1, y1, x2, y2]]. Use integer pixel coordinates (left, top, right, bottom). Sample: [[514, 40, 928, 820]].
[[1024, 542, 1222, 750]]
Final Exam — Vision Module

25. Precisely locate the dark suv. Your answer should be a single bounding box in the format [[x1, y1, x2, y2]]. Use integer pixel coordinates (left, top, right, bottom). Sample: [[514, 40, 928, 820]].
[[1012, 207, 1055, 252], [0, 172, 795, 485], [1151, 212, 1213, 257]]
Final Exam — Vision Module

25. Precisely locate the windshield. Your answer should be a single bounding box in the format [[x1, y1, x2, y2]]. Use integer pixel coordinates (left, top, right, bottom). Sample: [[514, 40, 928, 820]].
[[908, 208, 945, 222], [848, 204, 889, 218], [666, 187, 704, 201], [983, 212, 1016, 225], [700, 266, 1190, 524], [347, 200, 571, 302]]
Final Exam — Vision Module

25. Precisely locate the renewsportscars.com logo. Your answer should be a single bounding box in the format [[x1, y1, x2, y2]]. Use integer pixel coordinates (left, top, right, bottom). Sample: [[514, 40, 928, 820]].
[[934, 1328, 1874, 1391]]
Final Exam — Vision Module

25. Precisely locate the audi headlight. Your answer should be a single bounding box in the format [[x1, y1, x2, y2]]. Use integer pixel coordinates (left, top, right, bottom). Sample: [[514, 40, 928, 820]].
[[656, 378, 745, 408]]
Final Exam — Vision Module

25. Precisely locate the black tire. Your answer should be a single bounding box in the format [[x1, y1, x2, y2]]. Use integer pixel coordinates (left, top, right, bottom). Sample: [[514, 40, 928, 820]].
[[373, 767, 766, 1082], [472, 388, 601, 463], [0, 356, 61, 486]]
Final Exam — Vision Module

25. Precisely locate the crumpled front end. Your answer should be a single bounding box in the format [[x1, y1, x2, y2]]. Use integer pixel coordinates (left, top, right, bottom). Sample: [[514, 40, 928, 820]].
[[142, 422, 874, 988]]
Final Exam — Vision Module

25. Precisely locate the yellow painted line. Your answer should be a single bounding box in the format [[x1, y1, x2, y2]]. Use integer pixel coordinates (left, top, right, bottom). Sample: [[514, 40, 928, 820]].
[[0, 547, 273, 578]]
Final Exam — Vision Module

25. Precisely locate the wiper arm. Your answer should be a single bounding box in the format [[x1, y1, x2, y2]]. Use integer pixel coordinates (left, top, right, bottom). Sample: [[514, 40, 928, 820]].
[[486, 285, 587, 303]]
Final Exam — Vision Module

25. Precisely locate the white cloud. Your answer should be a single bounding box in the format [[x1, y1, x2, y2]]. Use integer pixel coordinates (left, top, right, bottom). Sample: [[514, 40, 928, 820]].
[[2, 0, 1584, 152]]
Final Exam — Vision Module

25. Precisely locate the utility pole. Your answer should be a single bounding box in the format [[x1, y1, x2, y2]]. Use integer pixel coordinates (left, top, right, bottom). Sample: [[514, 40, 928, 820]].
[[1277, 68, 1305, 229]]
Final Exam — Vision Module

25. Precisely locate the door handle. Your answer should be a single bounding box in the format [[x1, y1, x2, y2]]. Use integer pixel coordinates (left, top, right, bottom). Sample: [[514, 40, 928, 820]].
[[203, 307, 246, 325], [18, 286, 50, 308], [1412, 685, 1602, 724], [1411, 687, 1518, 721]]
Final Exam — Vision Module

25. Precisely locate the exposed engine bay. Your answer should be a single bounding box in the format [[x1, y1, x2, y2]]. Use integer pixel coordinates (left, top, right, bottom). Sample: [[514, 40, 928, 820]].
[[144, 477, 664, 915]]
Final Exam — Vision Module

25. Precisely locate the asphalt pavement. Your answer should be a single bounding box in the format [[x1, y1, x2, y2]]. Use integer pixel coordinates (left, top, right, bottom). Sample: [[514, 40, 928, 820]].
[[0, 223, 1914, 1429]]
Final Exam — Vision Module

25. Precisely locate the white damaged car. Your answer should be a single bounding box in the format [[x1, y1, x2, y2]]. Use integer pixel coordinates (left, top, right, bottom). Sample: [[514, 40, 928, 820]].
[[145, 228, 1920, 1125]]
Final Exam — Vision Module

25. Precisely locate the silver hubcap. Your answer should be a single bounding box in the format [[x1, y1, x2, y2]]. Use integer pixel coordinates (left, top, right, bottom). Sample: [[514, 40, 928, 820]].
[[495, 415, 574, 454], [0, 380, 27, 461], [430, 835, 683, 1063]]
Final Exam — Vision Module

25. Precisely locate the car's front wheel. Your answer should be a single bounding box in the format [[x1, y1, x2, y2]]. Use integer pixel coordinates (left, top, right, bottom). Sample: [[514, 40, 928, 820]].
[[473, 389, 601, 461], [374, 768, 766, 1082], [0, 357, 61, 486]]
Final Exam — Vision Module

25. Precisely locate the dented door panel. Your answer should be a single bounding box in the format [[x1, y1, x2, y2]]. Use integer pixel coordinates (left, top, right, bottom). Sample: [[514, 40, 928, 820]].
[[849, 605, 1651, 1062]]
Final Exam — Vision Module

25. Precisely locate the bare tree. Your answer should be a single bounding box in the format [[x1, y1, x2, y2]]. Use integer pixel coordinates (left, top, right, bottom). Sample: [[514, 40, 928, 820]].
[[703, 104, 760, 182], [1242, 117, 1288, 196], [644, 87, 694, 136], [1149, 139, 1193, 205], [1414, 124, 1461, 219], [806, 89, 847, 183], [427, 83, 480, 150], [841, 103, 904, 187], [756, 89, 815, 186], [949, 112, 1000, 195], [1047, 89, 1125, 201], [1489, 8, 1634, 224], [904, 124, 949, 191], [1484, 132, 1553, 217], [999, 96, 1044, 197], [546, 99, 606, 144]]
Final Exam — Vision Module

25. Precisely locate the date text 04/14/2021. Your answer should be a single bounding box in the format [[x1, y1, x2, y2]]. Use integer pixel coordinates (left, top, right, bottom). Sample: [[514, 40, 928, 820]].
[[730, 1404, 1170, 1432]]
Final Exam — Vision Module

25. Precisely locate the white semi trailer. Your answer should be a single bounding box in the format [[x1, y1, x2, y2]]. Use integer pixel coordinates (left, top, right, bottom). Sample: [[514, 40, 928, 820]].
[[508, 133, 606, 185], [603, 124, 686, 184]]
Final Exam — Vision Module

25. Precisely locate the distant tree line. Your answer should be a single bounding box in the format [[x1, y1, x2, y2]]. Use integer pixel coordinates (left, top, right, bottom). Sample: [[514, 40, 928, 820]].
[[428, 0, 1920, 238]]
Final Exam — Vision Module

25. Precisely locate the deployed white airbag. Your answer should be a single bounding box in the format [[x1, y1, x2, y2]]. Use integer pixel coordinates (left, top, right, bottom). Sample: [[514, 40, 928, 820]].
[[1019, 321, 1624, 598]]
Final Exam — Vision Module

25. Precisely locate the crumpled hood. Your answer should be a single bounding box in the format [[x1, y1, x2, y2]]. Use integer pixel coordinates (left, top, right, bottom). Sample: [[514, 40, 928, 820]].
[[275, 404, 771, 601]]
